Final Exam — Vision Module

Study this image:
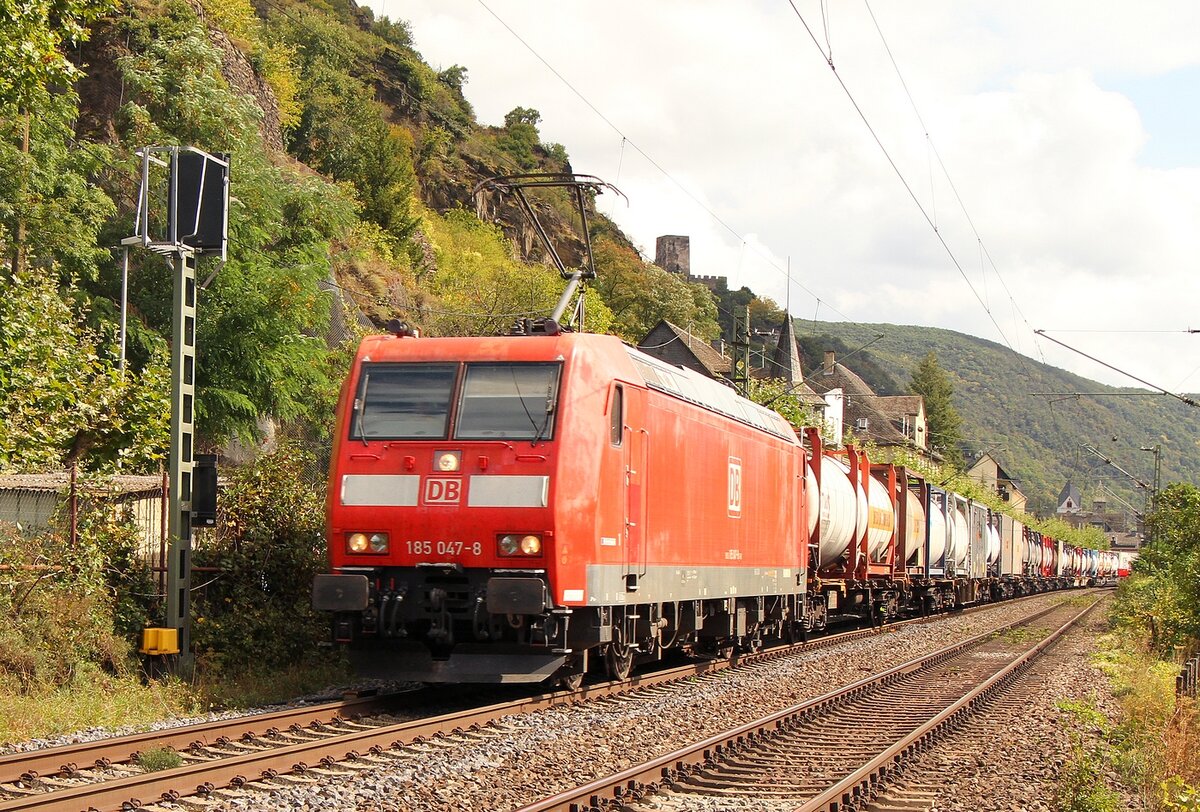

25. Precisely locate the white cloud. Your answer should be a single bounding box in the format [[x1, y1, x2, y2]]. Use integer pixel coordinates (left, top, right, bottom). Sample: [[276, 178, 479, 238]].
[[369, 0, 1200, 394]]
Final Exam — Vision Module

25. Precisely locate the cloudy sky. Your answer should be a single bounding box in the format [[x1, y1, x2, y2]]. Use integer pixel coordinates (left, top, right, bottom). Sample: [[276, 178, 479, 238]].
[[367, 1, 1200, 392]]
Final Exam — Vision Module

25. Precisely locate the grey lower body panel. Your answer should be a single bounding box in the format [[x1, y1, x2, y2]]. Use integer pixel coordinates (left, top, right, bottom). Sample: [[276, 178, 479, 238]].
[[584, 562, 802, 605]]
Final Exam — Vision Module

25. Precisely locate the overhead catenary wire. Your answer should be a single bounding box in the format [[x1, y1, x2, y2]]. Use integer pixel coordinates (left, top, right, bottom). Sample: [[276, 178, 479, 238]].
[[1034, 330, 1200, 408], [472, 0, 851, 322], [785, 0, 1015, 353], [860, 0, 1053, 365]]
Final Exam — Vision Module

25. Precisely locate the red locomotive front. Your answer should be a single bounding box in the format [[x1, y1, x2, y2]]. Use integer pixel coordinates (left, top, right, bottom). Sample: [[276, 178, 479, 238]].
[[314, 329, 809, 685]]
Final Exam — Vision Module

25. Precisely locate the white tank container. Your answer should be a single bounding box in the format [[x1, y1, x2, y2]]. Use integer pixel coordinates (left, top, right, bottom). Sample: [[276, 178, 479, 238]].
[[947, 506, 968, 569], [903, 489, 926, 564], [927, 503, 947, 566], [816, 456, 857, 567], [865, 473, 895, 561], [805, 462, 819, 538], [986, 525, 1001, 564]]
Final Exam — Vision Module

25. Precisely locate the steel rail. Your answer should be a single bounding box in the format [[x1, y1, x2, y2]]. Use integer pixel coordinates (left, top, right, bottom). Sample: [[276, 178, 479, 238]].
[[0, 622, 880, 812], [792, 597, 1099, 812], [0, 603, 921, 790], [512, 597, 1094, 812], [0, 693, 403, 786]]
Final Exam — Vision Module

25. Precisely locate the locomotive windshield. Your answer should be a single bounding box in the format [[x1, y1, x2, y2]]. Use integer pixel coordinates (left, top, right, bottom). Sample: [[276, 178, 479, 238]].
[[351, 363, 457, 439], [350, 361, 561, 441], [455, 362, 561, 441]]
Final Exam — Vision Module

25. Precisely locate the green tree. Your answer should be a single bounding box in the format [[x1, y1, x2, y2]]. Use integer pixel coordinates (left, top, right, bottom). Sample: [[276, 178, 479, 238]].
[[1115, 482, 1200, 652], [370, 15, 412, 48], [437, 65, 468, 94], [745, 377, 817, 431], [0, 0, 116, 275], [497, 106, 543, 169], [0, 0, 116, 113], [115, 2, 359, 443], [0, 90, 115, 284], [908, 351, 963, 458], [422, 207, 613, 337], [503, 106, 541, 128], [282, 12, 418, 245], [0, 271, 168, 472]]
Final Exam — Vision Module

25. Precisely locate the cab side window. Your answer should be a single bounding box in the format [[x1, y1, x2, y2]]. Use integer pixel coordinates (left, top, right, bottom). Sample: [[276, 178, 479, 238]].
[[610, 385, 624, 446]]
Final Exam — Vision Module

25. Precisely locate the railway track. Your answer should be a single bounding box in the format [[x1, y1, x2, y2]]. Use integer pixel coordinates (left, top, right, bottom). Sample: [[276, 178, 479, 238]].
[[0, 592, 1088, 812], [515, 595, 1100, 812]]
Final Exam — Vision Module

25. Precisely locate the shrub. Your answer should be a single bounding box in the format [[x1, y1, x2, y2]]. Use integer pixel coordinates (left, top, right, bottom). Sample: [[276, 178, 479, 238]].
[[0, 493, 153, 694], [190, 445, 340, 684]]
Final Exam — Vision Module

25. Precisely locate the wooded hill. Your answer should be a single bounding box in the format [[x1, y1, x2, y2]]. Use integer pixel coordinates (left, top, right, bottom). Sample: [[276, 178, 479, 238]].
[[794, 319, 1200, 514]]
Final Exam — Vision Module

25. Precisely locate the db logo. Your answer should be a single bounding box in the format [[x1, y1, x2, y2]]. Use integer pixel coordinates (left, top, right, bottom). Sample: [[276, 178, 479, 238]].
[[425, 477, 462, 504], [728, 457, 742, 517]]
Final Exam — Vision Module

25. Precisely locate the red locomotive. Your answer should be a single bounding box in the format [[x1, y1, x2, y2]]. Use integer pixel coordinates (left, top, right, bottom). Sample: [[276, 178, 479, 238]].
[[314, 326, 809, 685]]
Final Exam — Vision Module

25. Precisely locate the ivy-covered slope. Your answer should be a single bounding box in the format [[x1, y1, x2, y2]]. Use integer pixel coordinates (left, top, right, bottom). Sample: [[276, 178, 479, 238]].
[[795, 319, 1200, 513]]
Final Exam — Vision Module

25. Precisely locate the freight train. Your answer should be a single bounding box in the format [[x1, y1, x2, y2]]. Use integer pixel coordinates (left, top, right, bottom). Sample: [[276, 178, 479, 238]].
[[312, 324, 1133, 686]]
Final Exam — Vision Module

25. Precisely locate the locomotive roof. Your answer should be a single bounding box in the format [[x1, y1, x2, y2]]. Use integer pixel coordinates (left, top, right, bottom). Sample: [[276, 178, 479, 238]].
[[356, 332, 798, 443], [625, 347, 798, 443]]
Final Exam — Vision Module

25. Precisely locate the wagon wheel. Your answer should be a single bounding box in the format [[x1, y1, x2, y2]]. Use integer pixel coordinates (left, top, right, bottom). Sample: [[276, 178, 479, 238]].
[[604, 626, 634, 681]]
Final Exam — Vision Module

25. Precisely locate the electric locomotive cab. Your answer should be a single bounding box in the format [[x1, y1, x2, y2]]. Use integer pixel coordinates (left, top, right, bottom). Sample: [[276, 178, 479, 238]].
[[314, 333, 575, 683]]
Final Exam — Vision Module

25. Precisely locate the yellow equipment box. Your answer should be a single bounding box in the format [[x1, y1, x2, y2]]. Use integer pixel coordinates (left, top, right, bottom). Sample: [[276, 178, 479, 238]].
[[140, 627, 180, 656]]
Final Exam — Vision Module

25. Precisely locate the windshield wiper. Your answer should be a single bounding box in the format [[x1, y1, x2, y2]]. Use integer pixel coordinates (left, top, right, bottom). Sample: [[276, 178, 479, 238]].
[[531, 374, 558, 446], [355, 373, 370, 446]]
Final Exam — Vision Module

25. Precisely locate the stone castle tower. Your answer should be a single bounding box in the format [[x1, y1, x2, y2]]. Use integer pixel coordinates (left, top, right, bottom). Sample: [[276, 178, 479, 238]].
[[655, 235, 690, 276]]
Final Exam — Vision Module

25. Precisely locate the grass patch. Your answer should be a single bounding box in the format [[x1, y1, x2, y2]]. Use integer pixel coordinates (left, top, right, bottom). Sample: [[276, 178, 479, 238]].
[[135, 746, 183, 772], [995, 624, 1047, 645], [0, 665, 203, 743], [192, 659, 351, 709], [1087, 625, 1200, 809], [0, 659, 353, 744], [1163, 776, 1200, 811]]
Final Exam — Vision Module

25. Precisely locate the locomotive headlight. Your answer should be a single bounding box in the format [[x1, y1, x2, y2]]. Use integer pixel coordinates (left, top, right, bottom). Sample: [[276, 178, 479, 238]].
[[498, 533, 542, 556], [435, 451, 461, 472], [346, 533, 388, 554]]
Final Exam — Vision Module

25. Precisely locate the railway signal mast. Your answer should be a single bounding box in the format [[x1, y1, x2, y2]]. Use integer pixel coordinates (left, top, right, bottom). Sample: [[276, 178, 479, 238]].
[[122, 147, 229, 672]]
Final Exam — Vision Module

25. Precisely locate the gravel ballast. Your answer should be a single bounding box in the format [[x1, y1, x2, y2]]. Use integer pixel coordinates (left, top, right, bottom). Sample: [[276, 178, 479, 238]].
[[163, 592, 1131, 812]]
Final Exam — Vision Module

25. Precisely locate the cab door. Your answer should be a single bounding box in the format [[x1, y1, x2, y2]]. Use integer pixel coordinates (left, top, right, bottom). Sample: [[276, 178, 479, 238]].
[[621, 387, 647, 592]]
